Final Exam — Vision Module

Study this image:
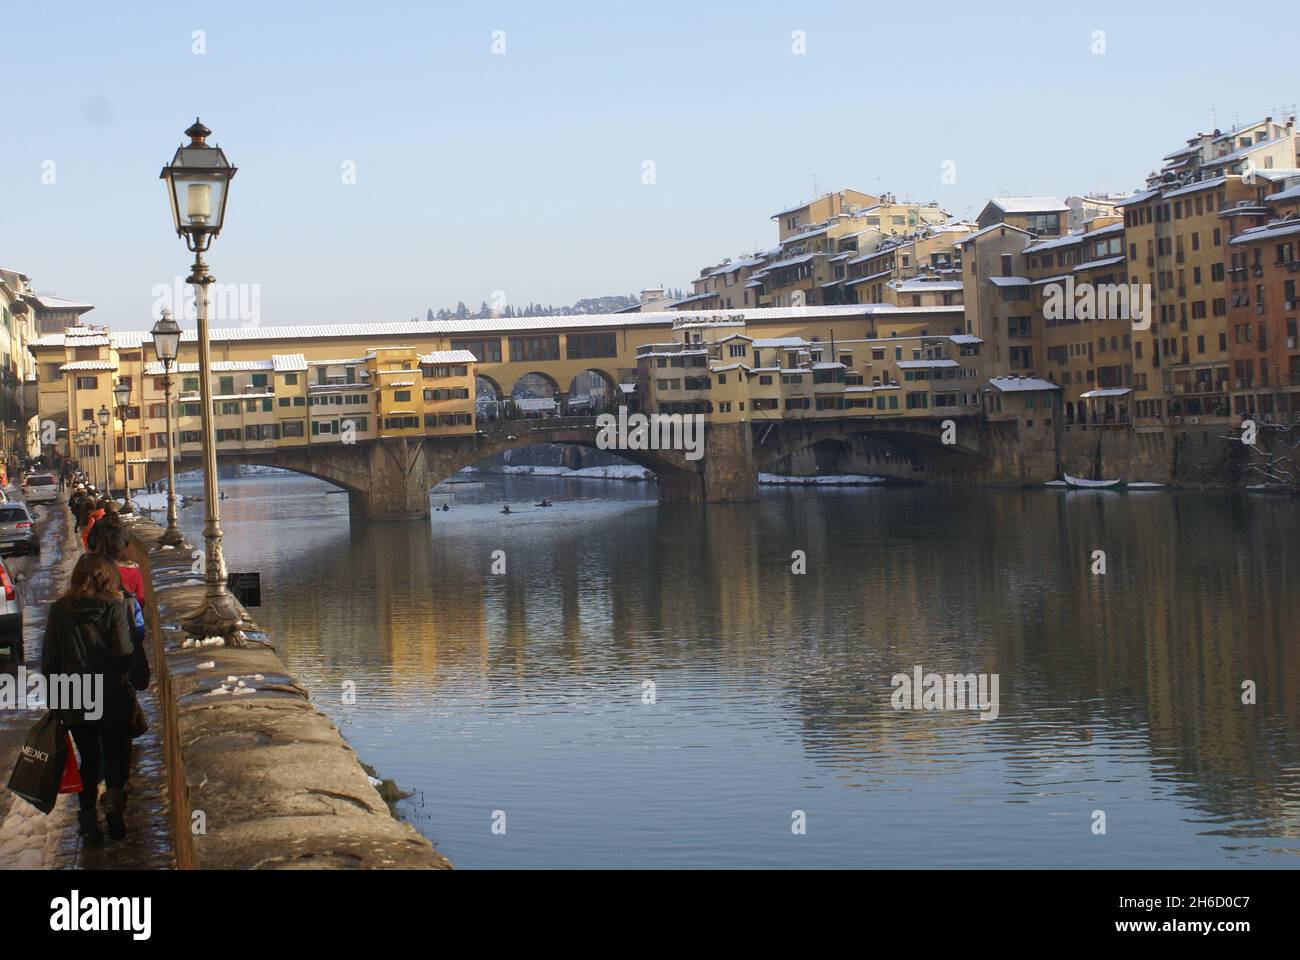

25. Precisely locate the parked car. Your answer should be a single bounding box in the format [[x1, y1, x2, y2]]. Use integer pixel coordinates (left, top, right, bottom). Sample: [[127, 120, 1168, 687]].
[[23, 472, 59, 504], [0, 503, 38, 558], [0, 557, 21, 661]]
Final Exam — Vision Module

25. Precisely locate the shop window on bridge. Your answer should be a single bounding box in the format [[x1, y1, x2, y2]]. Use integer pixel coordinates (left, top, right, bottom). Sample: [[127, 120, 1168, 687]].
[[252, 374, 269, 388], [75, 376, 99, 390], [567, 332, 617, 359], [181, 402, 200, 417], [219, 376, 235, 394], [148, 432, 168, 448], [784, 397, 811, 410], [384, 415, 419, 430], [349, 416, 369, 432], [148, 403, 167, 419], [312, 420, 339, 436], [181, 430, 201, 444], [244, 423, 281, 441], [905, 393, 930, 410], [216, 429, 241, 443], [684, 376, 711, 390], [219, 401, 239, 415], [283, 373, 299, 385], [450, 338, 502, 363], [509, 336, 560, 362], [183, 377, 199, 392], [282, 421, 305, 438], [394, 390, 412, 402]]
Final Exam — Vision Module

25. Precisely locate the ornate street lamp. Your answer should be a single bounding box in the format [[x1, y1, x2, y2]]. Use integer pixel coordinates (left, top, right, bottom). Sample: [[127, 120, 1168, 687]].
[[113, 379, 134, 514], [151, 308, 184, 546], [160, 118, 243, 641], [97, 405, 111, 501]]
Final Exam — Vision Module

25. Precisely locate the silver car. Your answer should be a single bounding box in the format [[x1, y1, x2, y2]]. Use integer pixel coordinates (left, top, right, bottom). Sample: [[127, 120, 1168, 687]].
[[0, 503, 38, 558], [0, 556, 21, 661], [23, 472, 59, 504]]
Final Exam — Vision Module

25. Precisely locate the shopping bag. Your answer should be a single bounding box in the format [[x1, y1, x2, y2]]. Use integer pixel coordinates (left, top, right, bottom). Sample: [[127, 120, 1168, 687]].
[[57, 733, 82, 794], [5, 713, 67, 814]]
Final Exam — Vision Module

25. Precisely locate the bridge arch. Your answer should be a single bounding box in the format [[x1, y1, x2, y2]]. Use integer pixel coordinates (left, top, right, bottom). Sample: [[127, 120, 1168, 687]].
[[564, 367, 620, 414], [509, 371, 561, 399]]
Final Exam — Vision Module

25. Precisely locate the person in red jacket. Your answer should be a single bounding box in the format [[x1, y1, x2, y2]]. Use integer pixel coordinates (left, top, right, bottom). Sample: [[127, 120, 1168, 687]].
[[81, 499, 116, 550]]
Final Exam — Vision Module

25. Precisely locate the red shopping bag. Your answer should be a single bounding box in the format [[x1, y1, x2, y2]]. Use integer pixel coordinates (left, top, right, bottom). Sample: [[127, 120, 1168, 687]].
[[57, 733, 82, 794]]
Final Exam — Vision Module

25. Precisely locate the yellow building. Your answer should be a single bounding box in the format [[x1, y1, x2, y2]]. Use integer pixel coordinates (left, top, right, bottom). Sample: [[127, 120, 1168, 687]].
[[638, 316, 985, 424]]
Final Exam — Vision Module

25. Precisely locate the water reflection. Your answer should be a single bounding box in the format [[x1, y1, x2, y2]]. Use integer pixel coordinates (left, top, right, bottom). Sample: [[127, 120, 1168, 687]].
[[177, 475, 1300, 868]]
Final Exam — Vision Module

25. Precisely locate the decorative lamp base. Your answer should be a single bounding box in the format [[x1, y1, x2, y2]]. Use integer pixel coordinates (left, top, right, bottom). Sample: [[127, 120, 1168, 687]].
[[181, 590, 246, 646]]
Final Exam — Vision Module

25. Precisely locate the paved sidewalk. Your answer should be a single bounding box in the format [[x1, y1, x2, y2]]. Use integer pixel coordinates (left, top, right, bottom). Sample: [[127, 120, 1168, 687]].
[[0, 496, 173, 869]]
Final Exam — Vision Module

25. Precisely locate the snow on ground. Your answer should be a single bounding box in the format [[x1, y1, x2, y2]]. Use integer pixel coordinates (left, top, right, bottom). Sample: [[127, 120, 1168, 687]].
[[758, 473, 888, 486], [458, 464, 652, 481], [461, 464, 887, 485], [128, 492, 170, 511]]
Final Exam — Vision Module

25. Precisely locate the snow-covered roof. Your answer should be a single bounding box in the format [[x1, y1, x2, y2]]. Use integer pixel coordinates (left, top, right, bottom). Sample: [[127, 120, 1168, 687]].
[[59, 360, 117, 371], [888, 279, 963, 292], [272, 353, 308, 372], [1163, 176, 1228, 199], [1079, 387, 1133, 398], [417, 350, 477, 365], [989, 196, 1068, 214], [986, 376, 1060, 393], [1229, 219, 1300, 245], [954, 222, 1034, 247], [987, 276, 1031, 287], [896, 359, 960, 369], [1073, 255, 1126, 272]]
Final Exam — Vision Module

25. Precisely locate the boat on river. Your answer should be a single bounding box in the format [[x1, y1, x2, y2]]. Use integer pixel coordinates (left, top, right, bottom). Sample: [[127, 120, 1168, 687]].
[[1062, 474, 1124, 490]]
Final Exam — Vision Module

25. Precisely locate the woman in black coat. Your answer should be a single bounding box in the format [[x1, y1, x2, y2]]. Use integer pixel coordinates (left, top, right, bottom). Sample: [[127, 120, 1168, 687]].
[[41, 553, 137, 844]]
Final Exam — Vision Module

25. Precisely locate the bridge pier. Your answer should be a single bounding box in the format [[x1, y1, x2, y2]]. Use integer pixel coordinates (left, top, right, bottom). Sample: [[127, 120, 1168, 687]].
[[657, 422, 759, 503], [346, 438, 431, 522]]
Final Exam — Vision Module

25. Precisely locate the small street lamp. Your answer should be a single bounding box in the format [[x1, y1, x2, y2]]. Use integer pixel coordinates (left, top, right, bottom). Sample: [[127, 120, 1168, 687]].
[[97, 405, 111, 499], [113, 379, 134, 514], [151, 308, 184, 546], [160, 117, 243, 642], [87, 423, 99, 488]]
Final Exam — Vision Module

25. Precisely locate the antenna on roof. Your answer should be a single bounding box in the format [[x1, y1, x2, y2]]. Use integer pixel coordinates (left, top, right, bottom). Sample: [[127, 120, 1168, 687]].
[[1209, 105, 1217, 131]]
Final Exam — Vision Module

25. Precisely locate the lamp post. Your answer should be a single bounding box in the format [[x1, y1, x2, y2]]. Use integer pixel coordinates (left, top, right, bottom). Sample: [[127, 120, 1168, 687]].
[[97, 405, 110, 499], [151, 308, 184, 546], [113, 379, 134, 514], [87, 424, 99, 488], [160, 117, 243, 642]]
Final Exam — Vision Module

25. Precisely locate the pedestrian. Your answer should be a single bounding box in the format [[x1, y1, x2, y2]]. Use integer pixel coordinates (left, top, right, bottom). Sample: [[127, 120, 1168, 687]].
[[40, 553, 140, 844], [89, 520, 145, 608], [81, 499, 115, 549]]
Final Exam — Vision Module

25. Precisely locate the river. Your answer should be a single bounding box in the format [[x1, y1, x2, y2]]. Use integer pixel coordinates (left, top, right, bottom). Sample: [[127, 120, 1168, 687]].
[[172, 472, 1300, 868]]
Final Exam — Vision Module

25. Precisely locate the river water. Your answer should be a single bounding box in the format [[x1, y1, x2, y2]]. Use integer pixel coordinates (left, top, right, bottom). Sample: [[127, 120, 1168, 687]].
[[174, 472, 1300, 869]]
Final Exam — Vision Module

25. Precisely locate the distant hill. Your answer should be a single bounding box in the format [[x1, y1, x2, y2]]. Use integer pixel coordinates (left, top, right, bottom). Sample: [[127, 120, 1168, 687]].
[[423, 294, 649, 321]]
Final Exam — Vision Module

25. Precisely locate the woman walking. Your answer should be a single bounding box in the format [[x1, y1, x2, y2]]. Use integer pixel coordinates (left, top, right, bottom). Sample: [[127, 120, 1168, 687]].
[[40, 554, 140, 844]]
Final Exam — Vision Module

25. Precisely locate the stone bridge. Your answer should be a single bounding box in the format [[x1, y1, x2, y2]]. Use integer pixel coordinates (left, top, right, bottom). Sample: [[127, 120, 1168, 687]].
[[147, 413, 1056, 521]]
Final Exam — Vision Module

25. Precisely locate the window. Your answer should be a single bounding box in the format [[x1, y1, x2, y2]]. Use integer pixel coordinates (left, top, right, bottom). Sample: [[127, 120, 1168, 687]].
[[508, 336, 559, 362], [75, 376, 98, 390], [283, 373, 298, 385], [450, 338, 502, 363], [565, 332, 617, 359], [394, 390, 411, 402]]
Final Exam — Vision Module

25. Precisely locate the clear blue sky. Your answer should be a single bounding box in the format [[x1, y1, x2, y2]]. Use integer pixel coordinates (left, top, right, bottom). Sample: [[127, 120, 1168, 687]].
[[1, 0, 1294, 330]]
